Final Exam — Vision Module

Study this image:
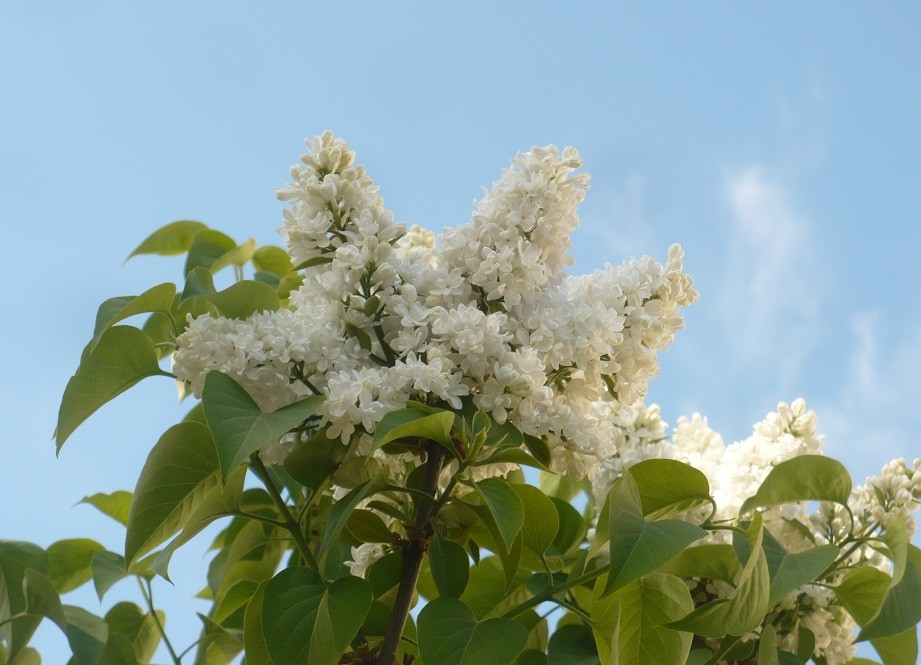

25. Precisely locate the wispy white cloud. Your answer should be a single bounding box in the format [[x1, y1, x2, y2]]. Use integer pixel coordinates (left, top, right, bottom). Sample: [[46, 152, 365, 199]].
[[821, 313, 921, 479], [718, 167, 823, 381]]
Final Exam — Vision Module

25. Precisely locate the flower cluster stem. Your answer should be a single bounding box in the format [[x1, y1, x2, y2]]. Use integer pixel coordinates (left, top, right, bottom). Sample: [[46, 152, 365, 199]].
[[375, 444, 446, 665]]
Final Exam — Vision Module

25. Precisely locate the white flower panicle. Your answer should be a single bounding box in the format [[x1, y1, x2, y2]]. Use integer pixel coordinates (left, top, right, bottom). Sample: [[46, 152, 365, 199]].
[[173, 132, 697, 475]]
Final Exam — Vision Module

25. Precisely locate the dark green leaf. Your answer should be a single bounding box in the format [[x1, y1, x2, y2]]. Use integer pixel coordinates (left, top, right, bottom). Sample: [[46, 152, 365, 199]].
[[56, 326, 171, 450], [262, 567, 372, 665], [104, 601, 162, 664], [24, 568, 66, 629], [318, 479, 382, 562], [283, 430, 346, 495], [602, 474, 707, 596], [546, 623, 599, 665], [511, 484, 559, 557], [202, 371, 323, 480], [345, 509, 393, 544], [243, 581, 271, 665], [181, 266, 216, 300], [62, 605, 109, 665], [475, 479, 525, 551], [430, 534, 470, 598], [91, 552, 127, 601], [871, 626, 917, 665], [740, 455, 852, 514], [858, 545, 921, 642], [373, 408, 456, 455], [418, 596, 528, 665], [184, 229, 236, 275], [769, 544, 839, 604], [758, 624, 779, 665], [91, 283, 177, 353]]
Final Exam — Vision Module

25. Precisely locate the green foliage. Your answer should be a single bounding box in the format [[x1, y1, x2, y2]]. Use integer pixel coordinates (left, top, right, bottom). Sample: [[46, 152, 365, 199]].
[[740, 455, 852, 513], [417, 597, 528, 665]]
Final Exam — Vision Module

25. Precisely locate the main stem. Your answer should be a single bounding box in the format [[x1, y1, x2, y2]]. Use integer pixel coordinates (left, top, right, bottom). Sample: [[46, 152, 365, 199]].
[[375, 444, 446, 665]]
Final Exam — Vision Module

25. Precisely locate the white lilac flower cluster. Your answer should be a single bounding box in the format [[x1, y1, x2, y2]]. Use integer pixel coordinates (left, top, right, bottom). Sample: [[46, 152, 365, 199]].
[[172, 131, 697, 477], [591, 399, 921, 664]]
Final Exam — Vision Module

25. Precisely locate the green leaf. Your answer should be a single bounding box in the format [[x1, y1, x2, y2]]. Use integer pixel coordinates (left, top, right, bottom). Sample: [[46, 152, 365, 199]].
[[590, 573, 693, 665], [184, 229, 236, 275], [857, 545, 921, 642], [125, 421, 230, 567], [768, 544, 839, 604], [345, 509, 393, 544], [0, 541, 48, 654], [602, 474, 707, 596], [283, 430, 346, 495], [56, 326, 171, 450], [430, 533, 470, 599], [46, 539, 104, 594], [475, 479, 525, 552], [104, 601, 162, 664], [740, 455, 852, 514], [837, 566, 891, 624], [373, 408, 456, 455], [209, 238, 256, 274], [202, 371, 323, 479], [90, 283, 177, 351], [24, 568, 66, 629], [261, 567, 373, 665], [459, 557, 531, 620], [872, 626, 917, 665], [367, 551, 404, 599], [126, 220, 209, 260], [318, 479, 382, 562], [550, 497, 586, 556], [510, 484, 559, 558], [243, 581, 271, 665], [62, 605, 109, 665], [207, 280, 280, 320], [628, 459, 714, 520], [78, 492, 132, 526], [758, 624, 779, 665], [659, 544, 741, 584], [181, 266, 217, 300], [666, 512, 771, 637], [252, 246, 293, 275], [418, 596, 528, 665], [882, 516, 909, 590], [546, 623, 599, 665], [91, 551, 127, 601]]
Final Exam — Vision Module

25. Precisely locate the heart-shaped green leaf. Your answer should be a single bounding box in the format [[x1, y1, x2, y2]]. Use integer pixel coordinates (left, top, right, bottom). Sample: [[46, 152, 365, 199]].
[[56, 326, 171, 450], [373, 407, 456, 455], [418, 597, 528, 665], [740, 455, 851, 514], [261, 568, 372, 665], [202, 371, 323, 480], [474, 479, 524, 552], [768, 544, 839, 604], [628, 459, 714, 520], [429, 534, 470, 599]]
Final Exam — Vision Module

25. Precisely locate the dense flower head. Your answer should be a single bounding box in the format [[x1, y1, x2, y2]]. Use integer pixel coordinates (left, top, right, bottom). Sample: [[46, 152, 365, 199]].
[[173, 132, 697, 478]]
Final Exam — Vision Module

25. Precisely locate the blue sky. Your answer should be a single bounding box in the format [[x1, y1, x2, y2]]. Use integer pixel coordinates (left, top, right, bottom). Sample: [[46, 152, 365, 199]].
[[1, 2, 919, 661]]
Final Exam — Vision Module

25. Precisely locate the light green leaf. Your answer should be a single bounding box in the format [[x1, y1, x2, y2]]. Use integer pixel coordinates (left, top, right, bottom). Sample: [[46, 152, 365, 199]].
[[373, 408, 456, 456], [184, 229, 236, 275], [628, 459, 714, 520], [858, 545, 921, 642], [882, 515, 909, 590], [46, 539, 104, 594], [666, 512, 771, 637], [243, 581, 271, 665], [430, 533, 470, 599], [202, 371, 323, 479], [262, 567, 373, 665], [125, 421, 230, 567], [252, 245, 293, 275], [91, 551, 127, 601], [206, 280, 280, 319], [659, 544, 740, 584], [836, 566, 891, 624], [181, 266, 217, 300], [475, 479, 525, 552], [758, 624, 779, 665], [8, 647, 41, 665], [126, 220, 209, 260], [56, 326, 171, 450], [104, 601, 162, 664], [740, 455, 852, 514], [78, 491, 132, 526], [602, 474, 707, 596], [90, 283, 177, 351], [591, 572, 693, 665], [768, 544, 839, 604], [209, 238, 256, 274], [418, 596, 528, 665], [510, 484, 559, 558]]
